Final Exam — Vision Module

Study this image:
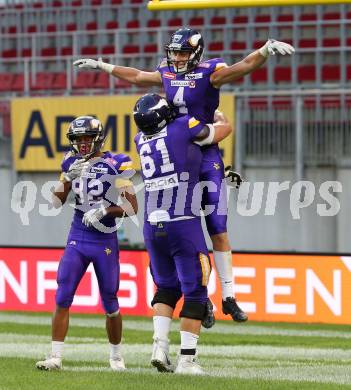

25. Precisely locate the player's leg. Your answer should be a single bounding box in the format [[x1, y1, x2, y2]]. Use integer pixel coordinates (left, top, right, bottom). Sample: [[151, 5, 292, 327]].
[[145, 221, 182, 373], [36, 244, 89, 370], [169, 219, 209, 374], [90, 239, 125, 371], [201, 162, 248, 323]]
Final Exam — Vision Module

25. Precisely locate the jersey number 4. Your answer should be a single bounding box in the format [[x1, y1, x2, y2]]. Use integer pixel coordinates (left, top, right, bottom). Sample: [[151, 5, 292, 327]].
[[173, 87, 188, 114], [140, 138, 174, 178]]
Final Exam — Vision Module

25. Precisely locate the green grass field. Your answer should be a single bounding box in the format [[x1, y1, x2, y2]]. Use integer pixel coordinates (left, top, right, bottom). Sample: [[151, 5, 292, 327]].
[[1, 312, 351, 390]]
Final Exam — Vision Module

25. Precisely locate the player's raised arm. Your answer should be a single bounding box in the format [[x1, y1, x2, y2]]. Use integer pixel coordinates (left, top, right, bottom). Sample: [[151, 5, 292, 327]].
[[73, 58, 162, 87], [210, 39, 295, 88], [193, 110, 232, 146]]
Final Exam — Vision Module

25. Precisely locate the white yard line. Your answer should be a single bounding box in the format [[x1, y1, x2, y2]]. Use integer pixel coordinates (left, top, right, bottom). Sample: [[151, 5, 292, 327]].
[[0, 313, 350, 339]]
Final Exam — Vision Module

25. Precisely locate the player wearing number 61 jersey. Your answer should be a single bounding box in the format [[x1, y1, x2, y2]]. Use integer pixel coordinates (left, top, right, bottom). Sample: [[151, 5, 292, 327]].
[[36, 116, 137, 372], [133, 94, 232, 375]]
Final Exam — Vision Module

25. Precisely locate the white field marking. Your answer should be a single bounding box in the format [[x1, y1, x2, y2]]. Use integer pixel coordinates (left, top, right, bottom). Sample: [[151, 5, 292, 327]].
[[2, 341, 351, 363], [1, 313, 351, 340]]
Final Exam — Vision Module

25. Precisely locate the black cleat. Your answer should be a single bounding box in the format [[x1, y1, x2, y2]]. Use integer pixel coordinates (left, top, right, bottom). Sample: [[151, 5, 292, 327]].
[[222, 297, 248, 322], [201, 299, 215, 329]]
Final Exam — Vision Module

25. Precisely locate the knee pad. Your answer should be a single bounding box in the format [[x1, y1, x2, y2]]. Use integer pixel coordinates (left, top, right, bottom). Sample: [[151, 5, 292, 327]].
[[180, 301, 206, 320], [151, 288, 182, 309], [106, 310, 120, 318]]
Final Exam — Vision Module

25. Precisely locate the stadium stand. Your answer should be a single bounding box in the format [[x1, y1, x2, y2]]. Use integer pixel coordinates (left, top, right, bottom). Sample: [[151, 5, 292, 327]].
[[0, 2, 350, 95]]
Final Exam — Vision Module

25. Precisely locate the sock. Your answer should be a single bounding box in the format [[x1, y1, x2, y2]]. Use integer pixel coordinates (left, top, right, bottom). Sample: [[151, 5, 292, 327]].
[[153, 316, 172, 349], [213, 250, 234, 300], [109, 343, 122, 360], [51, 341, 64, 358], [180, 331, 198, 355]]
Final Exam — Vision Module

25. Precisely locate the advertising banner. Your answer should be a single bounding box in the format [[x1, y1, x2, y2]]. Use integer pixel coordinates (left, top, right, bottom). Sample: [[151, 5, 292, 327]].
[[1, 248, 350, 324]]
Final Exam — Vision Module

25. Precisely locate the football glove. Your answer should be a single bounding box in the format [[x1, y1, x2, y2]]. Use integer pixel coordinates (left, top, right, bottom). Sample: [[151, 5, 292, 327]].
[[82, 205, 107, 227], [62, 159, 89, 182], [259, 39, 295, 58], [73, 57, 115, 74], [225, 166, 243, 189]]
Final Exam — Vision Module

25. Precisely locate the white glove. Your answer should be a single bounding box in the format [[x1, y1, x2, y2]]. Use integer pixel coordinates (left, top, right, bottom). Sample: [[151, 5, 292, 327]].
[[63, 159, 89, 182], [259, 39, 295, 58], [82, 205, 107, 227], [73, 57, 115, 74]]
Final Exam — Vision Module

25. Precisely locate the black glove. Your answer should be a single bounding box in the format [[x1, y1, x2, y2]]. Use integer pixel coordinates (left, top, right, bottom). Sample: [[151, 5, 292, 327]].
[[225, 166, 243, 189]]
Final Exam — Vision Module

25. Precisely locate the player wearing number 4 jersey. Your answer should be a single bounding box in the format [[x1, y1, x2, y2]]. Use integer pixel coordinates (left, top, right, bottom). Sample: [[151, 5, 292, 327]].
[[74, 27, 294, 326], [133, 93, 232, 375], [36, 116, 137, 372]]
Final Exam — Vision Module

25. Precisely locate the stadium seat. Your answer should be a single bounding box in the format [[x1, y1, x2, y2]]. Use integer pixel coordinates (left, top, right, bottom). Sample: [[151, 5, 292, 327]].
[[94, 72, 109, 88], [147, 19, 161, 28], [189, 17, 204, 26], [111, 0, 123, 4], [102, 45, 115, 55], [322, 65, 340, 82], [2, 49, 17, 58], [323, 12, 340, 20], [231, 41, 246, 50], [33, 2, 43, 8], [253, 40, 266, 49], [46, 24, 57, 33], [300, 13, 317, 21], [232, 15, 248, 24], [106, 21, 118, 30], [22, 48, 32, 57], [123, 45, 140, 54], [52, 72, 67, 89], [299, 38, 317, 48], [0, 73, 15, 92], [127, 20, 140, 29], [347, 65, 351, 81], [277, 14, 294, 22], [86, 21, 98, 31], [81, 46, 98, 55], [61, 47, 73, 56], [52, 1, 62, 7], [168, 18, 182, 27], [72, 0, 82, 6], [7, 26, 17, 34], [91, 0, 102, 5], [322, 38, 340, 47], [12, 74, 24, 91], [41, 47, 57, 57], [73, 72, 96, 89], [30, 72, 55, 91], [251, 67, 267, 83], [255, 15, 271, 23], [131, 0, 143, 3], [298, 65, 316, 82], [66, 23, 77, 31], [274, 66, 292, 83], [211, 16, 226, 25], [144, 44, 158, 53], [27, 25, 37, 33], [208, 42, 223, 51]]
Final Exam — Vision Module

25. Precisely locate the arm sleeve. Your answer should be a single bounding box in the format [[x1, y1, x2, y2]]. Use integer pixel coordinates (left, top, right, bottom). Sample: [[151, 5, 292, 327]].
[[193, 124, 215, 146]]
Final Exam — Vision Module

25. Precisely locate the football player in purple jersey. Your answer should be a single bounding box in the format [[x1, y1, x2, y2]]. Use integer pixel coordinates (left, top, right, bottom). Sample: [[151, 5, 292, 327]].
[[133, 93, 232, 374], [74, 28, 294, 326], [36, 116, 137, 371]]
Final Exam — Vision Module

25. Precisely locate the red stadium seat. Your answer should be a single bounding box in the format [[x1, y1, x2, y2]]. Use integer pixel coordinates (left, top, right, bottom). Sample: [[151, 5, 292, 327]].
[[61, 47, 73, 56], [251, 67, 267, 83], [253, 40, 266, 49], [131, 0, 143, 3], [33, 2, 43, 8], [41, 47, 57, 57], [86, 21, 98, 30], [52, 72, 67, 89], [323, 12, 340, 20], [300, 13, 317, 21], [322, 38, 340, 47], [95, 72, 109, 88], [127, 20, 140, 29], [72, 0, 82, 6], [73, 72, 97, 89], [30, 72, 55, 91], [168, 18, 182, 27], [347, 65, 351, 81], [274, 66, 292, 83], [189, 17, 204, 26], [46, 24, 57, 33], [22, 48, 32, 57], [81, 46, 98, 55], [231, 41, 246, 50], [147, 19, 161, 28], [52, 1, 62, 7], [298, 65, 316, 82], [123, 45, 140, 54], [144, 44, 158, 53], [66, 23, 77, 32], [299, 38, 317, 48], [208, 42, 224, 51], [106, 21, 118, 30], [2, 49, 17, 58], [111, 0, 123, 4], [0, 73, 15, 92], [12, 74, 24, 91], [27, 25, 37, 33], [277, 14, 294, 22], [102, 45, 115, 55], [255, 15, 271, 23], [211, 16, 226, 25], [91, 0, 102, 5], [8, 26, 17, 34], [322, 65, 340, 82], [232, 15, 248, 24]]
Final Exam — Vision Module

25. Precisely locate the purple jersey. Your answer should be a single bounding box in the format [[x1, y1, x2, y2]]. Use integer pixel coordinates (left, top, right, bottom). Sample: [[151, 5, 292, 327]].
[[157, 57, 226, 161], [61, 151, 133, 241], [134, 116, 205, 222]]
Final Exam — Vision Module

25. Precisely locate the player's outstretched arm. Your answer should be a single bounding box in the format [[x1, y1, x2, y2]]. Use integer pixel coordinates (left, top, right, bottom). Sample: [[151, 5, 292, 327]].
[[73, 58, 162, 87], [194, 110, 232, 146], [210, 39, 295, 88]]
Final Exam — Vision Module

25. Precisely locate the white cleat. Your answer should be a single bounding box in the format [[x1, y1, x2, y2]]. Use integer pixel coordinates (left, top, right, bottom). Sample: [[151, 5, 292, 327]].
[[175, 354, 204, 375], [110, 356, 126, 371], [36, 355, 62, 371], [150, 338, 174, 373]]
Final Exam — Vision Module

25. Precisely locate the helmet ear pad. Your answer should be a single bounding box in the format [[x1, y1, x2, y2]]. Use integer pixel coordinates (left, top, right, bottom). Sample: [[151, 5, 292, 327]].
[[165, 28, 204, 74], [133, 94, 174, 136]]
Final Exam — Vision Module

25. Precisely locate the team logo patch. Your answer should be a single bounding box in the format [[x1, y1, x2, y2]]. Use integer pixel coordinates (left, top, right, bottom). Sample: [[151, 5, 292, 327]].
[[189, 81, 196, 88], [105, 247, 112, 255], [185, 72, 203, 80], [213, 163, 221, 170], [173, 34, 182, 42], [164, 72, 176, 80]]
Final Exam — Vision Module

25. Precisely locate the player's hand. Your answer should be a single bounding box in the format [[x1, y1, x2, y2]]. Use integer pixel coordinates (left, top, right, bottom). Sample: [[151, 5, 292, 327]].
[[259, 39, 295, 57], [73, 57, 115, 74], [63, 159, 89, 182], [225, 166, 243, 189], [82, 205, 107, 227]]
